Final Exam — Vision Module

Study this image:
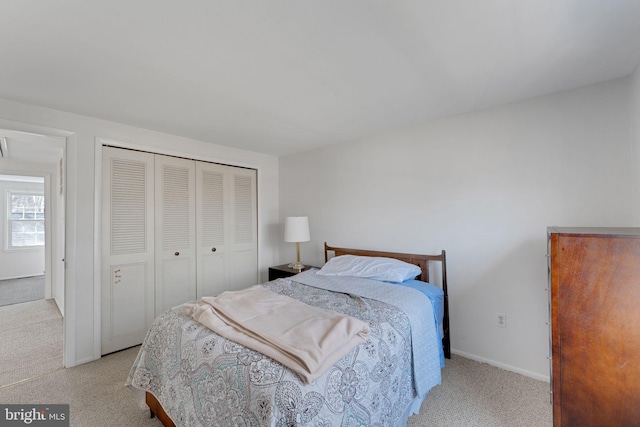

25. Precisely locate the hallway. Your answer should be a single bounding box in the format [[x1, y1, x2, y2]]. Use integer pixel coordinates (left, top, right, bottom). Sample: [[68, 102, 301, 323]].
[[0, 298, 63, 388]]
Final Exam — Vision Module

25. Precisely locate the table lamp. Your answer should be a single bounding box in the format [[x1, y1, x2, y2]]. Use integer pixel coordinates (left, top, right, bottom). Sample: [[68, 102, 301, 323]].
[[284, 216, 310, 272]]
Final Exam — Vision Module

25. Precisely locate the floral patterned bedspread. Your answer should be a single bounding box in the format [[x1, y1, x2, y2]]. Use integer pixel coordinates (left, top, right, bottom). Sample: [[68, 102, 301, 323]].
[[126, 274, 442, 427]]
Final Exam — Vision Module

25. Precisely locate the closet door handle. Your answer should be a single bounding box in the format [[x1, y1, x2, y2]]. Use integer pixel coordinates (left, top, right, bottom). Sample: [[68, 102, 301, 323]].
[[211, 247, 217, 252], [174, 251, 180, 256]]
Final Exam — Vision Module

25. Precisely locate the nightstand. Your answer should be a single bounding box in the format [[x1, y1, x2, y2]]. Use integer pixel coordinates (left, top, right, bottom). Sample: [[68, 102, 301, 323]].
[[268, 264, 318, 280]]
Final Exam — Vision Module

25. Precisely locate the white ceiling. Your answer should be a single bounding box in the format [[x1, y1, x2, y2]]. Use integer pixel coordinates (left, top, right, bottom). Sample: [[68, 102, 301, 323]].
[[1, 1, 640, 157]]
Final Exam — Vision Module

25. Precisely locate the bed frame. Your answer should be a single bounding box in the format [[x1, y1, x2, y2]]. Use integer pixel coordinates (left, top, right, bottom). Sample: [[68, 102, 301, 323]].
[[146, 243, 450, 426], [324, 242, 450, 359]]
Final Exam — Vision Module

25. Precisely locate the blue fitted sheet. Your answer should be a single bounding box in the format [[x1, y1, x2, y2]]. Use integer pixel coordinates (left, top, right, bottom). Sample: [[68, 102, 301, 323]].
[[398, 279, 445, 367]]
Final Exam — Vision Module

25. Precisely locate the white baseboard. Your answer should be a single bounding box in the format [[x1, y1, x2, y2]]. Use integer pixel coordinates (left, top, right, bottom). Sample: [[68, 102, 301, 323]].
[[0, 273, 45, 281], [451, 348, 551, 383]]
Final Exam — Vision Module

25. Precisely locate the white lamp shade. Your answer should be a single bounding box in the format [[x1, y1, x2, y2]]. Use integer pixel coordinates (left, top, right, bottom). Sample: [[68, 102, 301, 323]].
[[284, 216, 310, 242]]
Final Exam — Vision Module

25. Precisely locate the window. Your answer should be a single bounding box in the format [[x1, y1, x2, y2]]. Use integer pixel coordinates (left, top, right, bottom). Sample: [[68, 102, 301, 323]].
[[8, 192, 45, 248]]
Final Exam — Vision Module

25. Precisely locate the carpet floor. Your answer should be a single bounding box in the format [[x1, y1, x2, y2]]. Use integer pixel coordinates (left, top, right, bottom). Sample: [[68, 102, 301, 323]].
[[0, 275, 45, 306], [409, 355, 552, 426], [0, 299, 63, 388], [0, 346, 552, 427]]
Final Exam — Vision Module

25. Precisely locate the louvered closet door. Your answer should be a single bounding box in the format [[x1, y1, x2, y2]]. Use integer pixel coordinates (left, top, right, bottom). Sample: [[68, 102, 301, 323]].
[[101, 147, 155, 354], [155, 155, 197, 313], [228, 167, 258, 290], [196, 162, 229, 297]]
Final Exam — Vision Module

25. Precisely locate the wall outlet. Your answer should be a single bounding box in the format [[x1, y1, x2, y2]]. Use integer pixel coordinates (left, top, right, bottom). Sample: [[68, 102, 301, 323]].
[[497, 313, 507, 328]]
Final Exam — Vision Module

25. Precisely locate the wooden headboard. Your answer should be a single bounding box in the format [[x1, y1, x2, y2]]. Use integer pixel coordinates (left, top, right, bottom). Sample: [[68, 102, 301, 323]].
[[324, 242, 450, 359]]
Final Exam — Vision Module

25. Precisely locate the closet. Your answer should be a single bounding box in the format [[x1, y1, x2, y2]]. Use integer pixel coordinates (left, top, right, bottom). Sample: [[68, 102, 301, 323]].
[[101, 146, 257, 354], [548, 227, 640, 426]]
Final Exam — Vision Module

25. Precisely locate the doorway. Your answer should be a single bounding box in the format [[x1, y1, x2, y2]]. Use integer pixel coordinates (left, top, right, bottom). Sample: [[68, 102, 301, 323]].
[[0, 129, 65, 387]]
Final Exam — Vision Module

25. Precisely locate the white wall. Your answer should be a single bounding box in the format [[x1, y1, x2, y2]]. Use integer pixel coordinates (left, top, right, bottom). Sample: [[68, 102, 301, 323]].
[[0, 178, 45, 279], [631, 64, 640, 224], [279, 77, 633, 380], [0, 97, 280, 367]]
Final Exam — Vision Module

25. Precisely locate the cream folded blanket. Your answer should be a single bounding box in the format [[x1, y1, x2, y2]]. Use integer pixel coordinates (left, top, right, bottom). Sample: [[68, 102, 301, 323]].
[[184, 285, 370, 383]]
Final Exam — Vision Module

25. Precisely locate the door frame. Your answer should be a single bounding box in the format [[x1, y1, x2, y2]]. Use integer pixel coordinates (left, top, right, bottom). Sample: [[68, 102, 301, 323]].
[[0, 120, 70, 366]]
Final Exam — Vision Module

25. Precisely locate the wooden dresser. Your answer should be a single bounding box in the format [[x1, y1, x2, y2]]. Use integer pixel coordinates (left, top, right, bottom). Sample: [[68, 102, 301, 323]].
[[548, 227, 640, 426]]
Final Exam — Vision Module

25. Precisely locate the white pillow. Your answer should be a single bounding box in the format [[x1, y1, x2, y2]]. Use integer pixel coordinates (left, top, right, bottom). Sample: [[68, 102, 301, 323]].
[[317, 255, 421, 283]]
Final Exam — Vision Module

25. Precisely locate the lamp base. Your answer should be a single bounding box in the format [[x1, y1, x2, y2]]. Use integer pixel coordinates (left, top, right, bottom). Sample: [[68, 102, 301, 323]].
[[288, 261, 305, 273]]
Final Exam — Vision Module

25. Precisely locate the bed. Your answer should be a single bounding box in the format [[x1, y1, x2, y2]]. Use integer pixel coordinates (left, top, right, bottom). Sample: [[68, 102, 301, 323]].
[[126, 242, 450, 427]]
